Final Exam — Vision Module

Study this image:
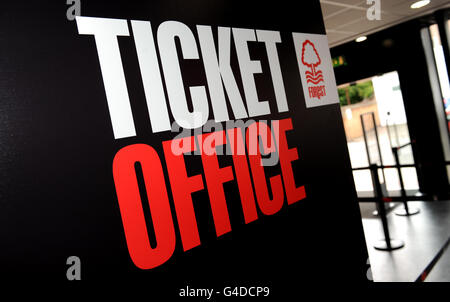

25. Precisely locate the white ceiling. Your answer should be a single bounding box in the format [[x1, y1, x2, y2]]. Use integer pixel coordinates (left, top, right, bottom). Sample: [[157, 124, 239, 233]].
[[321, 0, 450, 47]]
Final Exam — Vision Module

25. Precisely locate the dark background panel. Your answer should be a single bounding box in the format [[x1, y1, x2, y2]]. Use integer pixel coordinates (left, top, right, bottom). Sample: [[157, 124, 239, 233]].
[[0, 0, 368, 292]]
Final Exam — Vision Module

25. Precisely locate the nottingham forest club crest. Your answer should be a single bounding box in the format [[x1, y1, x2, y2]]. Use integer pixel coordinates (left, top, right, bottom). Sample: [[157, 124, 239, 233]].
[[301, 40, 325, 99], [292, 33, 339, 109]]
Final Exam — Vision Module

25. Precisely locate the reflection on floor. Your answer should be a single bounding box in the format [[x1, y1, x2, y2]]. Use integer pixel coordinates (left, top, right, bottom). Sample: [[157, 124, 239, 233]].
[[426, 240, 450, 282], [359, 201, 450, 282]]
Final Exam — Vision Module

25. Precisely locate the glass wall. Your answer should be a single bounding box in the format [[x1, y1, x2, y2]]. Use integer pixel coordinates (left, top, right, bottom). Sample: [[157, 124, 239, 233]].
[[425, 21, 450, 183], [339, 72, 420, 196]]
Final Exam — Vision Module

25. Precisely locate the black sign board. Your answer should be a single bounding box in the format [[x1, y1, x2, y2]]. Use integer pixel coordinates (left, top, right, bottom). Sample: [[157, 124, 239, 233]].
[[0, 0, 369, 295]]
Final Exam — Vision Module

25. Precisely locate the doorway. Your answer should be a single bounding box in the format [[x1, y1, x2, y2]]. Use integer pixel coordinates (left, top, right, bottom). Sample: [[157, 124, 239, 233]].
[[339, 71, 420, 197]]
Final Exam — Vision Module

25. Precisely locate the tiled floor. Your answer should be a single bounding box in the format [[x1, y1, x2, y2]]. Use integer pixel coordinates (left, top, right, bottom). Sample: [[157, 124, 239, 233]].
[[359, 200, 450, 282]]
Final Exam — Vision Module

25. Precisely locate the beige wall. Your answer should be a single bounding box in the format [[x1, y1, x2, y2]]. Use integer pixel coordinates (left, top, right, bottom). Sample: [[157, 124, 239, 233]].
[[341, 99, 381, 141]]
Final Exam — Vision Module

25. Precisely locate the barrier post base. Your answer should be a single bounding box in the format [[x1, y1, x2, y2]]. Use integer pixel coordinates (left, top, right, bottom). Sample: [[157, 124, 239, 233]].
[[395, 207, 420, 216], [374, 239, 404, 251]]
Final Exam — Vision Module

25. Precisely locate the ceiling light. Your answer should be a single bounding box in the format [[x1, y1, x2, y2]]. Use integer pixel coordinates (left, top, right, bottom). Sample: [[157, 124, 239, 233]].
[[355, 36, 367, 42], [410, 0, 430, 9]]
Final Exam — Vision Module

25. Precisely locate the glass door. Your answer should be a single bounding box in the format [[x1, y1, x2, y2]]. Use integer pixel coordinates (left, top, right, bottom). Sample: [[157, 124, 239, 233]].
[[338, 71, 420, 197]]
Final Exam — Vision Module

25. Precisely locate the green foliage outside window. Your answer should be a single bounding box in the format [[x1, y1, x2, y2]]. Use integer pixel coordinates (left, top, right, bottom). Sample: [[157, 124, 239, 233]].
[[338, 80, 374, 106]]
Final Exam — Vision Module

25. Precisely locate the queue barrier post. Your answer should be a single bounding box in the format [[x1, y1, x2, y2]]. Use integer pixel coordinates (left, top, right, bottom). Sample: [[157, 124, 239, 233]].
[[392, 147, 420, 216], [369, 164, 405, 251]]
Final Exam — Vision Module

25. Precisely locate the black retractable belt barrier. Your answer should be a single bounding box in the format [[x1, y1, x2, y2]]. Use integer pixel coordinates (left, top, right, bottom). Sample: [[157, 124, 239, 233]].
[[359, 112, 392, 216], [392, 147, 420, 216], [369, 164, 405, 251]]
